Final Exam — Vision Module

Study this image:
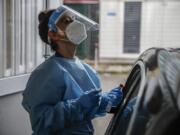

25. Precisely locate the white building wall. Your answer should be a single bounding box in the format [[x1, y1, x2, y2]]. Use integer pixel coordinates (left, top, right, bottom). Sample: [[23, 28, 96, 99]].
[[100, 0, 124, 58], [140, 1, 164, 52], [100, 0, 180, 59], [141, 0, 180, 52], [163, 1, 180, 48]]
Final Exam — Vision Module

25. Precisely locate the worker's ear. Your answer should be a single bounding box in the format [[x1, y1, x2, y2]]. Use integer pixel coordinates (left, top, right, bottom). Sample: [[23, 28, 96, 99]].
[[48, 30, 60, 41]]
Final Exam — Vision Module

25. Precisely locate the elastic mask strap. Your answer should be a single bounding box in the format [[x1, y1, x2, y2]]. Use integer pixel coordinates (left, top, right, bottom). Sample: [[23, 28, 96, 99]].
[[57, 28, 71, 43], [48, 36, 51, 44]]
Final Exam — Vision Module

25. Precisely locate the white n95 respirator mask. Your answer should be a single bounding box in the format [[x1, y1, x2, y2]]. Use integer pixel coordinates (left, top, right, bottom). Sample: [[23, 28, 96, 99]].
[[65, 20, 87, 45]]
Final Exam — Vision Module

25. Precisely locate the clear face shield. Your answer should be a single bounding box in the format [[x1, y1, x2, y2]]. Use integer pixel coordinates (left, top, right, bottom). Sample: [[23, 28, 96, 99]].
[[48, 5, 99, 45]]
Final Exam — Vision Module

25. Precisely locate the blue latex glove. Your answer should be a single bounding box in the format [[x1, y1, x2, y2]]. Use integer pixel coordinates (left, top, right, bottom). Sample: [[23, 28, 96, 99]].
[[99, 87, 123, 113], [77, 89, 101, 113], [109, 87, 123, 107]]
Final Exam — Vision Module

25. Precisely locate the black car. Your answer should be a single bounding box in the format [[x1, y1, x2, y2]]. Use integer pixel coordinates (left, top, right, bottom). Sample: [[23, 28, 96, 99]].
[[106, 48, 180, 135]]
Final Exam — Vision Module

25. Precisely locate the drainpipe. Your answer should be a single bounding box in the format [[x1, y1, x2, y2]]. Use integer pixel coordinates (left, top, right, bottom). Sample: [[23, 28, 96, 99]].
[[43, 0, 51, 60], [94, 42, 99, 70]]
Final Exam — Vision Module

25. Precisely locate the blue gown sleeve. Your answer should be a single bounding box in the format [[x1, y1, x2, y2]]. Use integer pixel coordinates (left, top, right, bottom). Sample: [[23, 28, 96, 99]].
[[82, 62, 102, 89], [22, 62, 90, 133], [81, 63, 108, 117]]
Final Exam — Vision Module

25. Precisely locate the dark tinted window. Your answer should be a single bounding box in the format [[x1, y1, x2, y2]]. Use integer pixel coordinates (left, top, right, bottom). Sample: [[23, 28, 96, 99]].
[[106, 64, 142, 135]]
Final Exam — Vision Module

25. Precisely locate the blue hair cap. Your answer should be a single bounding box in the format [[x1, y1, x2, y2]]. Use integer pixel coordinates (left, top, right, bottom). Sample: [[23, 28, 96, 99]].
[[48, 6, 66, 32]]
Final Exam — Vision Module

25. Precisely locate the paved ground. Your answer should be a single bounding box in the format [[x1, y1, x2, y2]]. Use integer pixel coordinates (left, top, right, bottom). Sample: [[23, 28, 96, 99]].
[[92, 73, 128, 135], [85, 59, 134, 74]]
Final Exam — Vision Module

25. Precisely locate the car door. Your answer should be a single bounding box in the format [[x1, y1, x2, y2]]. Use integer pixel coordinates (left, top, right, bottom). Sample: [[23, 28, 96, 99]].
[[105, 59, 147, 135], [105, 48, 180, 135]]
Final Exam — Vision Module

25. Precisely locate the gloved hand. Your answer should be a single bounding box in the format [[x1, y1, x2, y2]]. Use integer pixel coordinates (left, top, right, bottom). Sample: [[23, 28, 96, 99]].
[[108, 87, 123, 107], [77, 89, 101, 113], [99, 87, 123, 113]]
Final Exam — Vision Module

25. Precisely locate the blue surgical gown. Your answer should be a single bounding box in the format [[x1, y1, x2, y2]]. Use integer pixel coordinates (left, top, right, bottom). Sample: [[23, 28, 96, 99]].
[[22, 55, 104, 135]]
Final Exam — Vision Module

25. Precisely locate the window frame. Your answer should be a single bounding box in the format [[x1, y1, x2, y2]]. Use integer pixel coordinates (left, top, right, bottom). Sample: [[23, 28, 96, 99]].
[[0, 74, 30, 97], [105, 60, 146, 135], [125, 61, 146, 135], [0, 0, 47, 96], [0, 0, 3, 77]]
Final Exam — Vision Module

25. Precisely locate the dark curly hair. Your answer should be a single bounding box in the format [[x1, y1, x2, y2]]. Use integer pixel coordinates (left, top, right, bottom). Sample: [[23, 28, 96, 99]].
[[38, 10, 58, 51]]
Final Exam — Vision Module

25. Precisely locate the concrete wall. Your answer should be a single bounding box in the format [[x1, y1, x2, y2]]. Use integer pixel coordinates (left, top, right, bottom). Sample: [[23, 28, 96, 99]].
[[0, 93, 32, 135], [100, 0, 180, 58]]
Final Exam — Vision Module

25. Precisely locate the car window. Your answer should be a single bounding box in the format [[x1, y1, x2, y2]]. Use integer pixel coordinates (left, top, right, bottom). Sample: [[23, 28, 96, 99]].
[[105, 62, 144, 135]]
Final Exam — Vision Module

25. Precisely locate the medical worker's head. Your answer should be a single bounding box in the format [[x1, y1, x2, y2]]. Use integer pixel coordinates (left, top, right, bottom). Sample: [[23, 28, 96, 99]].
[[38, 5, 98, 58]]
